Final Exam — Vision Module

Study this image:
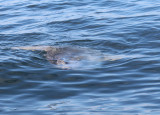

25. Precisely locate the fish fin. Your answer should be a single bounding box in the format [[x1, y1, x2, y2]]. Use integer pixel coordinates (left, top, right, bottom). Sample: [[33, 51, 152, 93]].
[[11, 46, 52, 51]]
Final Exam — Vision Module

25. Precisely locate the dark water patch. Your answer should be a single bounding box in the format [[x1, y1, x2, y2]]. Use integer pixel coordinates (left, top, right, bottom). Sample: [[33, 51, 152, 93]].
[[47, 17, 90, 27], [0, 24, 22, 31], [26, 3, 52, 10], [26, 2, 76, 11], [0, 33, 54, 47], [46, 17, 93, 33]]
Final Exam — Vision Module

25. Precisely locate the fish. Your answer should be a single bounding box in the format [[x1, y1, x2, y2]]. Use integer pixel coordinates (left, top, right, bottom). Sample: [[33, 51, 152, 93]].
[[11, 46, 139, 69]]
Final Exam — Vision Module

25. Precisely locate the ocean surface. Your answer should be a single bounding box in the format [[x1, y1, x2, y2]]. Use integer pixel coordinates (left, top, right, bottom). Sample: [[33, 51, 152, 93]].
[[0, 0, 160, 114]]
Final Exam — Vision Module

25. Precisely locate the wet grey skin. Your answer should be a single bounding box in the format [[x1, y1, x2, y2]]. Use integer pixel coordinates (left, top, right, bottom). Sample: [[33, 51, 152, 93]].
[[11, 46, 124, 69], [44, 46, 87, 65]]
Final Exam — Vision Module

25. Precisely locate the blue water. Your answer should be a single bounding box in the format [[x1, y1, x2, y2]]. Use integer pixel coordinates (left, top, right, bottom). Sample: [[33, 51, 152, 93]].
[[0, 0, 160, 114]]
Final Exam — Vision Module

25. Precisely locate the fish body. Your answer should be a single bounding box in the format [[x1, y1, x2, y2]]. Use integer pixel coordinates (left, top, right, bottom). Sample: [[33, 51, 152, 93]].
[[12, 46, 139, 69]]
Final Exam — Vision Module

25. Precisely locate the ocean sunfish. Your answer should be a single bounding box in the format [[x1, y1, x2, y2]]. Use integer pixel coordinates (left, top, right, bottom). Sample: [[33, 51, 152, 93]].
[[11, 46, 124, 69]]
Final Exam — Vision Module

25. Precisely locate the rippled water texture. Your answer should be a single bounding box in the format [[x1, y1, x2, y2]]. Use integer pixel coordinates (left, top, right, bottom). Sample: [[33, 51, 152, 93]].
[[0, 0, 160, 114]]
